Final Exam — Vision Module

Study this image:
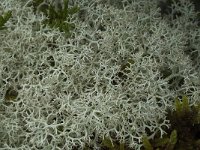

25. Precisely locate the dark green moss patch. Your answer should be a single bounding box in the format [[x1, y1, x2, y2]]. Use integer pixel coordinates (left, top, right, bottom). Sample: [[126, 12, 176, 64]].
[[0, 10, 12, 30], [30, 0, 79, 36], [142, 96, 200, 150]]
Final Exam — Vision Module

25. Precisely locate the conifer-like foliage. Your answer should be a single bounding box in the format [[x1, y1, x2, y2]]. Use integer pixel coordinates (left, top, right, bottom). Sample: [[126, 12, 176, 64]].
[[32, 0, 79, 36], [100, 136, 125, 150], [142, 130, 177, 150], [83, 136, 127, 150], [0, 11, 12, 30]]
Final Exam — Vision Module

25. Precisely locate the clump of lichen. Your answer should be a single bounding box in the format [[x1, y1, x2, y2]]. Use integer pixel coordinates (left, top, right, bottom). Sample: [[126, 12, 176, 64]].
[[142, 96, 200, 150]]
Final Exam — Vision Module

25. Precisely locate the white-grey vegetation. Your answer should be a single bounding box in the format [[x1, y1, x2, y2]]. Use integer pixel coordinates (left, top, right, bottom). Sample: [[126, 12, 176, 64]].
[[0, 0, 199, 149]]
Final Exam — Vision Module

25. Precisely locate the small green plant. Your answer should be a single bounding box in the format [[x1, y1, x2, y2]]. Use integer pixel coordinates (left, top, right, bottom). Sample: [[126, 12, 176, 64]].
[[3, 86, 18, 106], [32, 0, 79, 36], [167, 96, 200, 149], [83, 135, 127, 150], [142, 130, 177, 150], [31, 0, 44, 12], [101, 136, 125, 150], [142, 95, 200, 150], [0, 10, 12, 30], [111, 58, 135, 86]]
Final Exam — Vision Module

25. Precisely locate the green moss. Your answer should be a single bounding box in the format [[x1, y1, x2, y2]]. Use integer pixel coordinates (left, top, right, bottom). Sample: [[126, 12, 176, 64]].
[[30, 0, 44, 12], [142, 130, 177, 150], [142, 136, 153, 150], [100, 136, 125, 150], [142, 96, 200, 150], [82, 135, 128, 150], [0, 10, 12, 30], [31, 0, 79, 37]]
